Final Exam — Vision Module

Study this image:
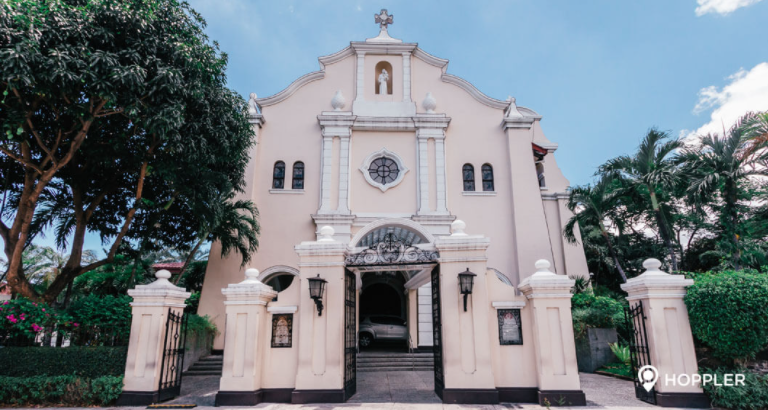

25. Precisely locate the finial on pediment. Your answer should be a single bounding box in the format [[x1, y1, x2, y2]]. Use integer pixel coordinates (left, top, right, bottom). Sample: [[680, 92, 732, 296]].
[[331, 90, 346, 111], [367, 9, 402, 43]]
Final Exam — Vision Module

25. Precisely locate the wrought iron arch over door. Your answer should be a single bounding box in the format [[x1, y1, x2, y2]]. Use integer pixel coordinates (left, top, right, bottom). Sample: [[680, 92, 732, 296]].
[[346, 226, 438, 267]]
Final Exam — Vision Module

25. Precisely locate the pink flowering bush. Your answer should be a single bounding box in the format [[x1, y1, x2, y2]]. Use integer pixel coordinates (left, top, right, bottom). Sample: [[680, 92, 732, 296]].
[[0, 299, 70, 340]]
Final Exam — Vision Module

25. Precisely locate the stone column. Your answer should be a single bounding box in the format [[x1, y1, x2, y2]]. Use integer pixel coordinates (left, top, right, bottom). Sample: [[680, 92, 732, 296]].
[[355, 52, 365, 102], [117, 270, 191, 406], [620, 259, 709, 408], [292, 226, 348, 403], [402, 52, 412, 102], [434, 220, 497, 403], [215, 269, 277, 406], [518, 260, 585, 406], [407, 289, 419, 349], [318, 135, 334, 213]]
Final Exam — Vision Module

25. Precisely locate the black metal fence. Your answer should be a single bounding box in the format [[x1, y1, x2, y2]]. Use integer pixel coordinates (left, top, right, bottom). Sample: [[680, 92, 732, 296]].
[[0, 324, 129, 348]]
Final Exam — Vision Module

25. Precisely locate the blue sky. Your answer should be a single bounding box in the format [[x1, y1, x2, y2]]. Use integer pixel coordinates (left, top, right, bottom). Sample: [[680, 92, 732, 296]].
[[189, 0, 768, 186], [25, 0, 768, 255]]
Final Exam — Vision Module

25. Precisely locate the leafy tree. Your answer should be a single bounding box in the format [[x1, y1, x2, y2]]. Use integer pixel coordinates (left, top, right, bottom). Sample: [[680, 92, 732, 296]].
[[564, 178, 628, 283], [0, 0, 256, 302], [174, 195, 259, 285], [680, 115, 768, 270], [600, 129, 682, 271]]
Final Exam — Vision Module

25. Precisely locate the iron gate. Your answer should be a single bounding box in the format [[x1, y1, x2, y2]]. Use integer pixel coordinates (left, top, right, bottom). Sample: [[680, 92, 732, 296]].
[[157, 309, 188, 402], [626, 302, 656, 404], [344, 269, 357, 400], [431, 265, 445, 399]]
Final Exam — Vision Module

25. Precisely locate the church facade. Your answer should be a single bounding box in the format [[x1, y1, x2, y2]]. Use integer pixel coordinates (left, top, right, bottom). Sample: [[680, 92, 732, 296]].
[[197, 10, 590, 406]]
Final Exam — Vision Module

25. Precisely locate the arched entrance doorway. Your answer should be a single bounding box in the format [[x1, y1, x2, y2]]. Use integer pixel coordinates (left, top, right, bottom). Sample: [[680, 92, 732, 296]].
[[344, 219, 443, 403]]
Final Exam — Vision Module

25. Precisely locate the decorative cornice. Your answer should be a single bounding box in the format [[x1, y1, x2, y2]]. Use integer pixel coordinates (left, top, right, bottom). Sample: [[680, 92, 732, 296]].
[[248, 114, 265, 126], [267, 305, 298, 314], [492, 301, 526, 309], [413, 114, 451, 130], [256, 71, 325, 107], [350, 42, 417, 54], [413, 47, 448, 70], [441, 74, 510, 110], [352, 116, 415, 131]]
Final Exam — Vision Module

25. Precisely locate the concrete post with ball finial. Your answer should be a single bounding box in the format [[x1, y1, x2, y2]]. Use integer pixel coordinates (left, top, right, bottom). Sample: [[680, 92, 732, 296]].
[[118, 270, 191, 405], [215, 268, 278, 406], [620, 259, 708, 407], [518, 260, 586, 405]]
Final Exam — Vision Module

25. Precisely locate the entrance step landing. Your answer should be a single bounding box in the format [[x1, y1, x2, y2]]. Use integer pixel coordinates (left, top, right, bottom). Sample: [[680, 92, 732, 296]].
[[183, 355, 223, 376], [357, 352, 434, 372]]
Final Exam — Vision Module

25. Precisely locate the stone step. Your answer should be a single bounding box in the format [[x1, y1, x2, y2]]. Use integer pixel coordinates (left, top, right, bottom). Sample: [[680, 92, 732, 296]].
[[357, 353, 434, 358], [358, 361, 433, 367], [358, 366, 434, 372], [182, 370, 222, 376], [357, 359, 433, 365], [188, 365, 223, 371], [198, 356, 223, 362]]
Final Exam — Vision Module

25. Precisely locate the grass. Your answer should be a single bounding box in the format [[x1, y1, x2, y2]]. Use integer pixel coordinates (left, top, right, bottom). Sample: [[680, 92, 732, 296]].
[[597, 362, 633, 379]]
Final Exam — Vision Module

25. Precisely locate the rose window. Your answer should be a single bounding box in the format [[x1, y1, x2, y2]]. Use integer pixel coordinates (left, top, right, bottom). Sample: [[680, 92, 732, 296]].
[[368, 157, 400, 185]]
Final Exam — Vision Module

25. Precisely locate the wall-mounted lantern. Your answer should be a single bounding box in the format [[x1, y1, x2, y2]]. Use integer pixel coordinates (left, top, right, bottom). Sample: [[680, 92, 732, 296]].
[[458, 268, 477, 312], [308, 274, 328, 316]]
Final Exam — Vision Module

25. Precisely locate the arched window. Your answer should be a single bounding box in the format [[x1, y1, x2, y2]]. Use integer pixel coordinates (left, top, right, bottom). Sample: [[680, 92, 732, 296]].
[[272, 161, 285, 189], [265, 273, 295, 302], [482, 164, 494, 192], [292, 161, 304, 189], [536, 162, 546, 188], [374, 61, 393, 95], [462, 164, 475, 192]]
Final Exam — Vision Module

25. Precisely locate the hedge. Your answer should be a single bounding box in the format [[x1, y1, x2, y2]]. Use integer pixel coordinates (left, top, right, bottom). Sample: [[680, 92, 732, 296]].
[[0, 346, 127, 377], [571, 292, 628, 340], [699, 368, 768, 410], [0, 375, 122, 406], [685, 271, 768, 361]]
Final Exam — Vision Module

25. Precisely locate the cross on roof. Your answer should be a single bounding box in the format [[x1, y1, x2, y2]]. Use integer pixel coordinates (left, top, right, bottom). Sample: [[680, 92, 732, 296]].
[[374, 9, 393, 29]]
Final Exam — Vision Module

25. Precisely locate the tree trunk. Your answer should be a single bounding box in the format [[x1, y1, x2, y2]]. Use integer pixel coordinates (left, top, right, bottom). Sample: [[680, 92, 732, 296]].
[[173, 238, 204, 286], [724, 181, 741, 270], [649, 190, 678, 271], [600, 228, 628, 283]]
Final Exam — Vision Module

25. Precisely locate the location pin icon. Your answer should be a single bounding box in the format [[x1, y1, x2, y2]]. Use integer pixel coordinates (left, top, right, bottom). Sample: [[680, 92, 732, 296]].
[[638, 365, 659, 392]]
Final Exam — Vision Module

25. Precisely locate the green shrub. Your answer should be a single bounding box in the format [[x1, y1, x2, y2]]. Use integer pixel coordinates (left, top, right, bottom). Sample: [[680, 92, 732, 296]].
[[0, 298, 74, 340], [0, 347, 127, 377], [609, 342, 631, 366], [67, 294, 132, 329], [0, 375, 122, 406], [699, 368, 768, 410], [186, 314, 218, 340], [685, 271, 768, 361], [571, 292, 627, 339]]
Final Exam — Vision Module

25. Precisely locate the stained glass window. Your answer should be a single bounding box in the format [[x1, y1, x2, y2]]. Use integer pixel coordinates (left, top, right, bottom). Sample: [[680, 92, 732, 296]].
[[463, 164, 475, 192], [272, 161, 285, 189], [368, 157, 399, 185]]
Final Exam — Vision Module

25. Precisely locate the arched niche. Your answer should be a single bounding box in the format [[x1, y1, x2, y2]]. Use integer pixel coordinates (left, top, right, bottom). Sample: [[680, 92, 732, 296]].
[[374, 61, 393, 95]]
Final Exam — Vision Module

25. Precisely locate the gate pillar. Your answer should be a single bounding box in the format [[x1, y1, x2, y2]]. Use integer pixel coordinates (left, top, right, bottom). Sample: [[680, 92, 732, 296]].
[[518, 260, 586, 406], [292, 226, 348, 403], [117, 270, 191, 406], [620, 259, 709, 408], [434, 220, 498, 404], [214, 269, 277, 406]]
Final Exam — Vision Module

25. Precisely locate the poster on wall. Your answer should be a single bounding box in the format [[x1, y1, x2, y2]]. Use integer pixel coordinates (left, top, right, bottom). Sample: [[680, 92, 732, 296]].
[[497, 309, 523, 345], [271, 314, 293, 348]]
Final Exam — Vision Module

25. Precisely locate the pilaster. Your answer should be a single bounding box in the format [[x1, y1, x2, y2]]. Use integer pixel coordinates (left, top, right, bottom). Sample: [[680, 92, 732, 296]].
[[117, 271, 191, 406], [292, 227, 348, 403], [434, 221, 497, 403], [215, 269, 278, 406], [355, 52, 365, 102], [620, 259, 709, 408], [414, 114, 450, 216], [402, 52, 412, 102], [317, 113, 355, 217]]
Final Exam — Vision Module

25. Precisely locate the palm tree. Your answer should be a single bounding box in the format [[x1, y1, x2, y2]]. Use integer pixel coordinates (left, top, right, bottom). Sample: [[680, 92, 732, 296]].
[[680, 115, 768, 270], [174, 196, 259, 285], [742, 111, 768, 159], [564, 178, 628, 283], [600, 129, 681, 271]]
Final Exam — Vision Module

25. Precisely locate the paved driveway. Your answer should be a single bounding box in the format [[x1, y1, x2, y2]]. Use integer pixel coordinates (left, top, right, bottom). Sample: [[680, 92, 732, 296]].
[[89, 372, 705, 410]]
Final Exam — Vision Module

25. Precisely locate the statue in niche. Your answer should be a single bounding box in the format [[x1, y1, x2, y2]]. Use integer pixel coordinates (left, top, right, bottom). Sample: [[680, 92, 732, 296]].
[[248, 92, 260, 116], [378, 69, 389, 95]]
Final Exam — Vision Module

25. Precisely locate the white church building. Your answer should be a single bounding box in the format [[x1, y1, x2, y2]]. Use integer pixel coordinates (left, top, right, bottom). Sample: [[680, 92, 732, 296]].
[[196, 9, 591, 405]]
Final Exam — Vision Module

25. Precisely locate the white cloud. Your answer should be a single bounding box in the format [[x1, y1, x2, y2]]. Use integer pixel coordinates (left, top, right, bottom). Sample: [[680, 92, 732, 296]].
[[695, 0, 763, 16], [683, 62, 768, 140]]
